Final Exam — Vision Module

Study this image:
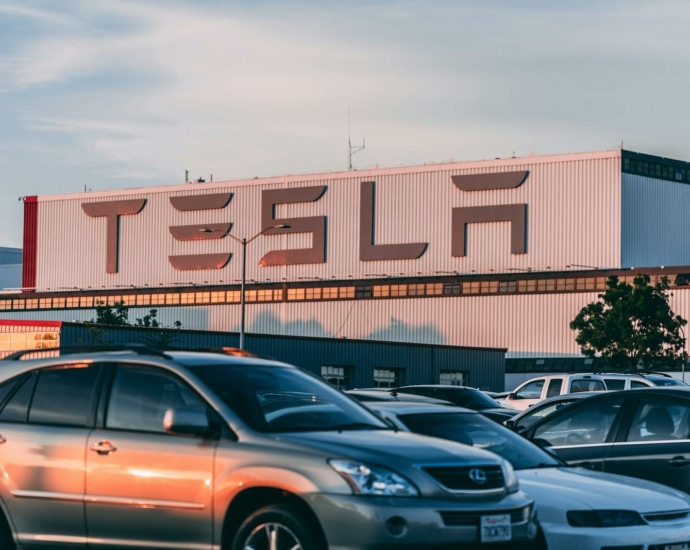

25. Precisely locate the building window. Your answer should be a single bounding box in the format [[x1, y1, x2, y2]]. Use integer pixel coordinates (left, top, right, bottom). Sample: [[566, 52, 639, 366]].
[[306, 288, 321, 300], [374, 368, 402, 388], [25, 299, 38, 309], [321, 365, 354, 390], [390, 285, 407, 297], [356, 286, 372, 298], [426, 283, 443, 295], [323, 287, 338, 299], [439, 371, 466, 386], [66, 297, 79, 308], [499, 281, 517, 293], [151, 294, 165, 305], [227, 291, 241, 303], [444, 283, 461, 295], [79, 296, 93, 308], [53, 297, 66, 308], [195, 292, 211, 304], [210, 291, 225, 303], [463, 281, 480, 294], [121, 295, 136, 306], [287, 288, 305, 301], [107, 295, 122, 306], [181, 293, 195, 304], [339, 287, 355, 299], [481, 281, 499, 293], [373, 285, 390, 297], [166, 293, 180, 305], [0, 301, 10, 311], [245, 290, 257, 302]]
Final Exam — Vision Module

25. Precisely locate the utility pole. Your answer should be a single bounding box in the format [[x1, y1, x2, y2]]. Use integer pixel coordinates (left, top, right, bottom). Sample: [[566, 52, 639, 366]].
[[348, 108, 365, 170]]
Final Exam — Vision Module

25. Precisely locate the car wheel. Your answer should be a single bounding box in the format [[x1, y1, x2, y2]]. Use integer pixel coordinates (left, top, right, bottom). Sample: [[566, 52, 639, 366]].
[[232, 504, 319, 550], [0, 511, 14, 550]]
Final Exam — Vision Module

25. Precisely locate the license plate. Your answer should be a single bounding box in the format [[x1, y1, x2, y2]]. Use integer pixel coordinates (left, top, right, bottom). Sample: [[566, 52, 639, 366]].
[[665, 545, 689, 550], [480, 514, 511, 543]]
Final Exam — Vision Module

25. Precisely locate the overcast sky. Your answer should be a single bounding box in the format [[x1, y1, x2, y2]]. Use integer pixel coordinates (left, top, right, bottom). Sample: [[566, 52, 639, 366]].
[[1, 0, 689, 247]]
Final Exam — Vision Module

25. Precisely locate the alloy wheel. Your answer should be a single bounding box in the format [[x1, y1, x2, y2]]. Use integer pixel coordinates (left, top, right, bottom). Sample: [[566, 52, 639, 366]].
[[243, 522, 303, 550]]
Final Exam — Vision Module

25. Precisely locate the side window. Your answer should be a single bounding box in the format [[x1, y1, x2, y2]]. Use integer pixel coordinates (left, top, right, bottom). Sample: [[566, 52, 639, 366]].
[[29, 364, 101, 427], [570, 379, 605, 393], [532, 397, 624, 447], [546, 379, 563, 398], [626, 397, 690, 442], [604, 379, 625, 391], [515, 380, 544, 399], [517, 401, 570, 430], [0, 374, 35, 423], [106, 366, 207, 434], [631, 380, 650, 389]]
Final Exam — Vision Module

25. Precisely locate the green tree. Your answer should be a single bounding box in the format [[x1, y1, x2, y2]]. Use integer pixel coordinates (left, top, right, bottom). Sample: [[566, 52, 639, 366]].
[[84, 301, 182, 347], [570, 274, 687, 370]]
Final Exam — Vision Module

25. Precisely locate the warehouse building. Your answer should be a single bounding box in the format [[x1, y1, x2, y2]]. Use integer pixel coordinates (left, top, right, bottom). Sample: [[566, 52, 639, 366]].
[[0, 320, 505, 391], [3, 147, 690, 387]]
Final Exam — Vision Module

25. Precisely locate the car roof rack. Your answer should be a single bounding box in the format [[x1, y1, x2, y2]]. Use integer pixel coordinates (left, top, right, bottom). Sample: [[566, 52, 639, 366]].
[[2, 344, 173, 361], [1, 344, 269, 362]]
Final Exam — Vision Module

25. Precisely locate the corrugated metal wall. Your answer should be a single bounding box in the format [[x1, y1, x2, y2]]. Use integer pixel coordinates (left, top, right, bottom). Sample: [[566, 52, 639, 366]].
[[0, 265, 21, 290], [0, 248, 22, 267], [621, 173, 690, 268], [57, 323, 505, 390], [0, 290, 630, 358], [34, 150, 623, 290]]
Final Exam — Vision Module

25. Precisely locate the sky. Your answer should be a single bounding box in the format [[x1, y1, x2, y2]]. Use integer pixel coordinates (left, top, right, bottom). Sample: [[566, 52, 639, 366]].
[[1, 0, 689, 247]]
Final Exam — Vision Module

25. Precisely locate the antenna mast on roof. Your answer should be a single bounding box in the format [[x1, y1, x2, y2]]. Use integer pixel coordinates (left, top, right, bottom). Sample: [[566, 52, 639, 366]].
[[348, 108, 365, 171]]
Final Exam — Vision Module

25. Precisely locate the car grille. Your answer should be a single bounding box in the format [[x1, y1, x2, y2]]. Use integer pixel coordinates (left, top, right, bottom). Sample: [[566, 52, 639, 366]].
[[643, 509, 690, 523], [440, 507, 528, 527], [422, 465, 504, 491]]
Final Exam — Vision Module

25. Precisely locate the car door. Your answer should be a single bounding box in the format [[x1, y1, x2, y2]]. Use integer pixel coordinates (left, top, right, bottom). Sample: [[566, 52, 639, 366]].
[[511, 397, 579, 433], [0, 362, 103, 548], [526, 394, 627, 470], [85, 363, 218, 549], [504, 379, 546, 411], [604, 394, 690, 493]]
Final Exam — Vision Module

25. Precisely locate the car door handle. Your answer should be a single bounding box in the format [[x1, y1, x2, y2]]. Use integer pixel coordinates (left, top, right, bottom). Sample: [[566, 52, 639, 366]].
[[89, 441, 117, 455], [669, 456, 690, 467]]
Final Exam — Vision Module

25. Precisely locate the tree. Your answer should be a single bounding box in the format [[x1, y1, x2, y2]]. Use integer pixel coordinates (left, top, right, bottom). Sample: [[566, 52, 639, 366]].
[[84, 300, 182, 347], [570, 274, 687, 370]]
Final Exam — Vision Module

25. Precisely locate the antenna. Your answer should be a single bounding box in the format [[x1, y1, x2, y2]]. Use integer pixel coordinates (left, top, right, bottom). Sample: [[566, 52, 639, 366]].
[[348, 108, 365, 170], [185, 170, 189, 183]]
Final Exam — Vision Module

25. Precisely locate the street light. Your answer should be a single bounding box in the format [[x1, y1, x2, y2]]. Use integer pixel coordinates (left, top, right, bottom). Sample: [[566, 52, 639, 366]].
[[199, 224, 290, 349]]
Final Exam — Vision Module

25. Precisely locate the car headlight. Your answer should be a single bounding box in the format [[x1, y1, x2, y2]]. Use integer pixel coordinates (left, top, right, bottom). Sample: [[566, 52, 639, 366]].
[[502, 460, 519, 494], [329, 460, 419, 497], [567, 510, 645, 527]]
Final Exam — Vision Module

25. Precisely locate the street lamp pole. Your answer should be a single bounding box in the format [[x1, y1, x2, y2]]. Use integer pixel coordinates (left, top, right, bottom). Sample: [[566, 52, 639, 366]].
[[200, 224, 289, 350]]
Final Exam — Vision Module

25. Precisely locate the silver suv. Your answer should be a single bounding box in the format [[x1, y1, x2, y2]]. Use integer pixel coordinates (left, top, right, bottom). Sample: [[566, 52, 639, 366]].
[[0, 347, 537, 550]]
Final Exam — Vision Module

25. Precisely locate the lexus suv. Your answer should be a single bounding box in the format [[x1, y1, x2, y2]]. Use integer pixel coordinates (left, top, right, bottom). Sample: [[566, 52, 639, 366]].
[[0, 347, 537, 550]]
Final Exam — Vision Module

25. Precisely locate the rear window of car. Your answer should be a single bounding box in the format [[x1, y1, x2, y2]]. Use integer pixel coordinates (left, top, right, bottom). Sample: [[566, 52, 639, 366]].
[[570, 379, 605, 393], [603, 379, 626, 391], [648, 377, 686, 387]]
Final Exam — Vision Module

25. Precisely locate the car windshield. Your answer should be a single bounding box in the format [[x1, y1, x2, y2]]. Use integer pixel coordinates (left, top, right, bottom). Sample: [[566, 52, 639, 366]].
[[194, 364, 389, 433], [398, 412, 561, 470]]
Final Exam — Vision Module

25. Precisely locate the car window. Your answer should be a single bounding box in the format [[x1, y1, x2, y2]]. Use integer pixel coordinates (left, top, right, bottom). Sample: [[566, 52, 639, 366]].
[[570, 379, 605, 393], [532, 396, 624, 447], [399, 412, 560, 471], [631, 380, 650, 389], [604, 379, 625, 391], [546, 379, 563, 398], [649, 378, 686, 387], [194, 365, 388, 433], [626, 396, 690, 442], [29, 364, 101, 427], [401, 387, 436, 398], [106, 366, 207, 434], [515, 380, 544, 399], [0, 374, 35, 423], [516, 399, 577, 430]]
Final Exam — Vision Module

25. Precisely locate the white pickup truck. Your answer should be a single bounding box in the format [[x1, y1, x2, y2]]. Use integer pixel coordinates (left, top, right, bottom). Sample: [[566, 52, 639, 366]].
[[501, 374, 607, 411]]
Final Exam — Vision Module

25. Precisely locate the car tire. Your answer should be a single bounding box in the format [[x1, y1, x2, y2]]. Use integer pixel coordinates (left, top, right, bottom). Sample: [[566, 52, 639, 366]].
[[232, 504, 320, 550]]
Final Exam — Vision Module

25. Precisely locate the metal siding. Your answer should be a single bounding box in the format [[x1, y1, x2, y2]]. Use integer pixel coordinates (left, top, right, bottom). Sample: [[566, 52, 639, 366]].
[[0, 291, 615, 358], [34, 151, 622, 290], [621, 173, 690, 268], [0, 248, 22, 267], [56, 324, 504, 390], [0, 265, 22, 290]]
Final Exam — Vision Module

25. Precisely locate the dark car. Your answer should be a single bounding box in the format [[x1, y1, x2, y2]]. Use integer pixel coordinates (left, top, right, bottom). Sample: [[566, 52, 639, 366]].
[[505, 392, 601, 433], [521, 387, 690, 493], [346, 389, 453, 406], [394, 385, 518, 423]]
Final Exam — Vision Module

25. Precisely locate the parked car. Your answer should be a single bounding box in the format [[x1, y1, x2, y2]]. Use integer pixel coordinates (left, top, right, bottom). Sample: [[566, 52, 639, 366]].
[[393, 385, 518, 422], [501, 375, 607, 411], [0, 346, 537, 550], [522, 386, 690, 495], [366, 401, 690, 550], [591, 372, 687, 390], [504, 392, 602, 433]]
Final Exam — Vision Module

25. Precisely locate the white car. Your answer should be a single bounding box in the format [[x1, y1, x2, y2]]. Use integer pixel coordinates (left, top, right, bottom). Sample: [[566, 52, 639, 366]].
[[503, 374, 607, 410], [367, 401, 690, 550]]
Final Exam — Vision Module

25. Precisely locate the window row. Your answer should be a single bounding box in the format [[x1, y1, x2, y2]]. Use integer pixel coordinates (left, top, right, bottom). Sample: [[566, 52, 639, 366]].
[[320, 365, 465, 391], [0, 273, 680, 311], [623, 157, 690, 183]]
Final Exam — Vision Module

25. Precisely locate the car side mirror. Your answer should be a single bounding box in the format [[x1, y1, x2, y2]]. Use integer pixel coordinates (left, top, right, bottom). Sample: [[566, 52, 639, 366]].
[[163, 407, 211, 437], [508, 392, 517, 399], [504, 419, 515, 429]]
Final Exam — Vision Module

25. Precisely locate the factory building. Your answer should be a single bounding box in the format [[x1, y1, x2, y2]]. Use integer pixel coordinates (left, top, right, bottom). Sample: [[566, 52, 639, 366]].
[[3, 147, 690, 388]]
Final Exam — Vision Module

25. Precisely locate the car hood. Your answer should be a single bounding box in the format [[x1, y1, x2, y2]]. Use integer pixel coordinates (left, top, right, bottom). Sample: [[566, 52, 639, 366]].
[[517, 467, 690, 514], [277, 429, 505, 466]]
